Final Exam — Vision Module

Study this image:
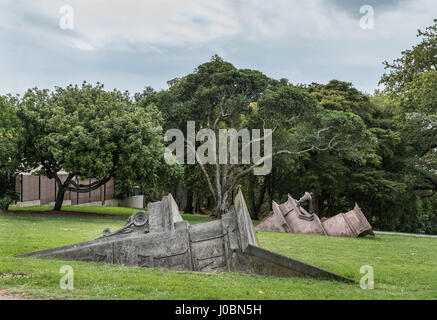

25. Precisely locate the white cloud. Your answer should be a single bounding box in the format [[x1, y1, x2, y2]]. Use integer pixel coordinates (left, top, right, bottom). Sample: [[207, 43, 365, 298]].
[[4, 0, 436, 51], [0, 0, 436, 94], [71, 39, 95, 51], [49, 0, 240, 48]]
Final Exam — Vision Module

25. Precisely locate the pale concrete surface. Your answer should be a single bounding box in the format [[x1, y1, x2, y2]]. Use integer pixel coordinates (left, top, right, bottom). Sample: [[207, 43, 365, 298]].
[[104, 196, 145, 209], [15, 200, 41, 207]]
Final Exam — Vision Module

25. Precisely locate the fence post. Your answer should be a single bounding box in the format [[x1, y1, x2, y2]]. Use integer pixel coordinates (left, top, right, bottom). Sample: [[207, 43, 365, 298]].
[[20, 174, 23, 202], [76, 176, 79, 205]]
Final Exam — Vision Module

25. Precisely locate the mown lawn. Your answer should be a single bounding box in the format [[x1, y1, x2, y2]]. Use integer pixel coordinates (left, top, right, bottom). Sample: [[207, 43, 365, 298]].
[[7, 205, 215, 225], [8, 205, 140, 215], [1, 207, 436, 300]]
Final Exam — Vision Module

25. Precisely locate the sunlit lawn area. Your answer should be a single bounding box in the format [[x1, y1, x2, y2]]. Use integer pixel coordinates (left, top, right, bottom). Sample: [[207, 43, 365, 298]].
[[1, 206, 436, 300]]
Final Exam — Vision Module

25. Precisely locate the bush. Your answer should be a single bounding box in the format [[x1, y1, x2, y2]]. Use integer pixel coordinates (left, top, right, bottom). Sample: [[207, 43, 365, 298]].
[[0, 191, 19, 211], [0, 173, 19, 211]]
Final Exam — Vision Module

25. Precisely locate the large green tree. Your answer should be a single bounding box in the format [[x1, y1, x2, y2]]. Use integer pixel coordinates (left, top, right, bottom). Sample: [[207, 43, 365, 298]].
[[306, 82, 430, 231], [380, 19, 437, 94], [259, 80, 434, 233], [0, 95, 23, 210], [302, 80, 388, 214], [380, 19, 437, 199], [17, 82, 168, 210], [147, 56, 374, 217]]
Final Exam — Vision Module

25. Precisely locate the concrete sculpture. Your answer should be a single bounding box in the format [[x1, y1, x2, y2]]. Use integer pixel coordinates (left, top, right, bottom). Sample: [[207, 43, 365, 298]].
[[16, 190, 354, 282], [256, 192, 373, 237]]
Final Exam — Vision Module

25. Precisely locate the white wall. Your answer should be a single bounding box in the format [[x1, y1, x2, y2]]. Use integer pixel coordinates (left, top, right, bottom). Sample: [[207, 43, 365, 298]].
[[104, 195, 144, 209]]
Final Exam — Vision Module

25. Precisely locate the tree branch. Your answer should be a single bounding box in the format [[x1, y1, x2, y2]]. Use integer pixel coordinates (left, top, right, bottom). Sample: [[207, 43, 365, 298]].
[[185, 137, 217, 201]]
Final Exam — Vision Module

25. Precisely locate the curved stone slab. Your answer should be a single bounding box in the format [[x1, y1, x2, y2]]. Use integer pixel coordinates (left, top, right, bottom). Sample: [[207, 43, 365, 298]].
[[322, 204, 374, 237], [256, 193, 373, 238]]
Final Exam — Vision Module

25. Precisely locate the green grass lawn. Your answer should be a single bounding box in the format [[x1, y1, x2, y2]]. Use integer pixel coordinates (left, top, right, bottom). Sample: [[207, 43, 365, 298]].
[[8, 205, 217, 225], [8, 205, 139, 215], [1, 207, 436, 300]]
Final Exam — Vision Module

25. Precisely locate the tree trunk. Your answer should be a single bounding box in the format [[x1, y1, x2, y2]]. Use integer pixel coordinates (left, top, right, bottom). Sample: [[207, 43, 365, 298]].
[[317, 195, 325, 216], [195, 195, 201, 214], [206, 196, 212, 210], [215, 191, 229, 218], [54, 186, 67, 211], [185, 189, 193, 214], [248, 176, 256, 219], [266, 174, 273, 212], [175, 181, 187, 212], [253, 180, 267, 219]]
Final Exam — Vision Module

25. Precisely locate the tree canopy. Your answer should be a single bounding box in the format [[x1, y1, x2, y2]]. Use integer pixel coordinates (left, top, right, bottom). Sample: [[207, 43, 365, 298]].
[[380, 19, 437, 199], [17, 82, 172, 210], [145, 56, 374, 216], [0, 95, 22, 210]]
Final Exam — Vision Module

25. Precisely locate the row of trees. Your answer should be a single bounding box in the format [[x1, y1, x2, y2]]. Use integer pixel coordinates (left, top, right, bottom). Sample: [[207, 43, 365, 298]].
[[0, 84, 180, 211], [1, 20, 435, 233]]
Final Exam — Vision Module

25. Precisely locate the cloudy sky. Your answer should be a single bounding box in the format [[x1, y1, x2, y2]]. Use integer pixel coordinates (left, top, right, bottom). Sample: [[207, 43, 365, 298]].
[[1, 0, 436, 95]]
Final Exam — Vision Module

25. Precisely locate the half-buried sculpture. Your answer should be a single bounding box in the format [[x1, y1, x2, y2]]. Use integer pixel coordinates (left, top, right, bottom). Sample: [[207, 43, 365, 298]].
[[16, 189, 354, 282], [256, 192, 374, 238]]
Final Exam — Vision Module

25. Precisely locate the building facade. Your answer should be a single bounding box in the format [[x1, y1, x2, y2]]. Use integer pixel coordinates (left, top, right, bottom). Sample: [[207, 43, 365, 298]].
[[14, 173, 115, 207]]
